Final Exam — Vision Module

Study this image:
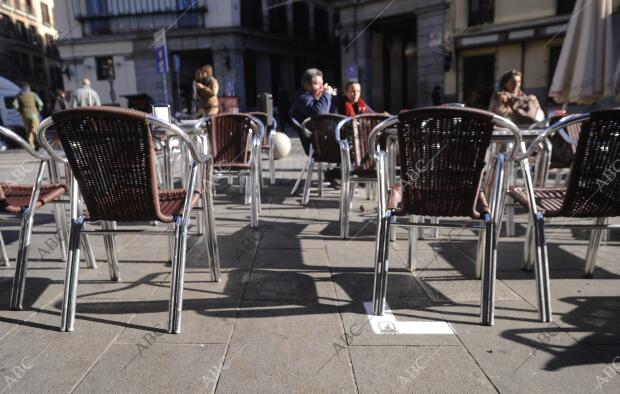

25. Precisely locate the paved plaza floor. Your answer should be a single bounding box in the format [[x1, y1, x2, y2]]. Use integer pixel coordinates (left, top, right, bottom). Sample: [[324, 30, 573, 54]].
[[1, 140, 619, 393]]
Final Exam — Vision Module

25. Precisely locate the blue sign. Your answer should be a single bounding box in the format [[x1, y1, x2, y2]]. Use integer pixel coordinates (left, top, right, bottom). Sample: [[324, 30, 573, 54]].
[[173, 54, 181, 74], [155, 46, 169, 74], [153, 29, 168, 74]]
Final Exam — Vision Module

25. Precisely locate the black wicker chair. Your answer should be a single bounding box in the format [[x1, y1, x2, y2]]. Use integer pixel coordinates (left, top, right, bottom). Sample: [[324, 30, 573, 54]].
[[290, 114, 346, 205], [371, 107, 522, 325], [38, 106, 218, 334], [507, 109, 620, 323]]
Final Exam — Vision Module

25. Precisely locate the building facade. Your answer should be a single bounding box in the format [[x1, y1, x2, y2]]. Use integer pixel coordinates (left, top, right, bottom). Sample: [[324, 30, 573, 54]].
[[448, 0, 620, 110], [0, 0, 62, 111], [55, 0, 340, 111], [335, 0, 448, 112], [336, 0, 620, 113]]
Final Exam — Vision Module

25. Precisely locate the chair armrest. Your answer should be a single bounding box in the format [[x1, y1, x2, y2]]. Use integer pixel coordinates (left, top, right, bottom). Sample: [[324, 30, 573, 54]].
[[0, 125, 47, 160]]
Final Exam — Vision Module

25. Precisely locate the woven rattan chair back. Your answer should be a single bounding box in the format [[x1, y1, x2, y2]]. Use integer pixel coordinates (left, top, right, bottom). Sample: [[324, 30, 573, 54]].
[[206, 114, 252, 165], [561, 109, 620, 217], [347, 114, 390, 170], [307, 114, 345, 163], [396, 106, 495, 218], [51, 106, 170, 222]]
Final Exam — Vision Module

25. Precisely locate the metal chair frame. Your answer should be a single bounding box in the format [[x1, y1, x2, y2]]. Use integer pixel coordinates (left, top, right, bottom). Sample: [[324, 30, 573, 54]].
[[38, 112, 220, 334], [249, 112, 277, 185], [0, 126, 98, 311], [370, 110, 524, 326], [336, 114, 390, 238], [197, 114, 264, 228], [505, 111, 620, 323]]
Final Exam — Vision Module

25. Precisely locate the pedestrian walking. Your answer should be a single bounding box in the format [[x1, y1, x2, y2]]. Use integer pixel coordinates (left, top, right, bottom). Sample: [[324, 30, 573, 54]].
[[193, 65, 219, 117], [12, 82, 43, 148], [72, 78, 101, 107]]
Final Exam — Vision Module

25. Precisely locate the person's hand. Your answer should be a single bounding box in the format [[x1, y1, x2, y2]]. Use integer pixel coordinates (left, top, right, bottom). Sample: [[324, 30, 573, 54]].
[[498, 93, 509, 105], [195, 82, 204, 89], [323, 83, 333, 96]]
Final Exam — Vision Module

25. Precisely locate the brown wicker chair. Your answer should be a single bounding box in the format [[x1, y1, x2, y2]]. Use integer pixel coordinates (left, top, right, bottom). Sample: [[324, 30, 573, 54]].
[[507, 109, 620, 323], [37, 106, 218, 334], [290, 114, 346, 205], [371, 107, 522, 326], [335, 114, 390, 238], [249, 111, 277, 185], [0, 126, 100, 310], [204, 113, 264, 228]]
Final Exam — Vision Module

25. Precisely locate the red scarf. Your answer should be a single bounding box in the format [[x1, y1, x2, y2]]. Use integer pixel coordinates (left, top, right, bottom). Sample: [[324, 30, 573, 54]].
[[343, 97, 369, 117]]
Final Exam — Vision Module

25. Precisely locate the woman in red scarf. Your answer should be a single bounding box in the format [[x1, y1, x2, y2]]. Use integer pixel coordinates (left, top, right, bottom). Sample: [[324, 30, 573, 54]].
[[339, 81, 373, 117]]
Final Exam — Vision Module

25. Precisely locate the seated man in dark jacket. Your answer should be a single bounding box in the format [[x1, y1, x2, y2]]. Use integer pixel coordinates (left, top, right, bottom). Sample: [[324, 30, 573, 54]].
[[290, 68, 340, 188]]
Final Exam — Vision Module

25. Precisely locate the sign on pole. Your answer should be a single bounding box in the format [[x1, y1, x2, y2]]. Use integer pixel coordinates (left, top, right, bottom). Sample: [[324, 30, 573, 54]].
[[153, 29, 169, 74], [153, 28, 170, 104]]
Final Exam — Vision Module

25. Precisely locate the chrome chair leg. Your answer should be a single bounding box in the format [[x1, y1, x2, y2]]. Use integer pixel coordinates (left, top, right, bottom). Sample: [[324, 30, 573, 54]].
[[202, 189, 221, 282], [533, 213, 552, 322], [0, 231, 9, 266], [255, 161, 262, 214], [475, 230, 485, 279], [584, 217, 606, 276], [60, 216, 85, 332], [505, 160, 516, 237], [53, 202, 68, 259], [243, 174, 251, 205], [523, 214, 535, 271], [79, 234, 97, 269], [340, 172, 351, 239], [9, 205, 38, 310], [250, 168, 259, 228], [302, 159, 314, 206], [374, 212, 391, 316], [269, 137, 276, 184], [291, 155, 312, 195], [480, 216, 497, 325], [168, 216, 185, 334], [373, 211, 387, 314], [102, 221, 120, 281], [407, 216, 418, 272], [431, 217, 439, 238]]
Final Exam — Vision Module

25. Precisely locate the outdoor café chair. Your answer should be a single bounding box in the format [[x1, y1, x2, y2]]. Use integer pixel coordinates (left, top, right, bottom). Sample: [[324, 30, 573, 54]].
[[203, 113, 264, 228], [370, 107, 523, 325], [0, 126, 98, 310], [335, 113, 390, 238], [37, 106, 219, 334], [249, 111, 277, 185], [507, 109, 620, 323], [290, 114, 346, 206]]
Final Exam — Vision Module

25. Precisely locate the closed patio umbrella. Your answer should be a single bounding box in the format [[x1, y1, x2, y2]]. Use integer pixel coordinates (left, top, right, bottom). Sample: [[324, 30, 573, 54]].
[[549, 0, 615, 104]]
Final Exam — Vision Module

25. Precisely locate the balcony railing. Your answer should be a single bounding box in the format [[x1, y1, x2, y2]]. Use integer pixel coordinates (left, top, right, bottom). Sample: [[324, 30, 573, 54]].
[[73, 0, 206, 19]]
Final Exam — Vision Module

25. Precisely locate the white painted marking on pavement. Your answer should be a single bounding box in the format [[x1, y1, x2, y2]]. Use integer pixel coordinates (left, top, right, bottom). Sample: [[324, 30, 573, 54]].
[[363, 302, 455, 335]]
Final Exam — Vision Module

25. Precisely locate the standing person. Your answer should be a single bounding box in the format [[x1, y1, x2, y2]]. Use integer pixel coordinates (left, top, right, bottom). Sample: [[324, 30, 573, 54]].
[[336, 81, 373, 117], [488, 70, 543, 125], [194, 64, 219, 117], [12, 83, 43, 148], [53, 89, 69, 112], [72, 78, 101, 107], [290, 68, 341, 188]]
